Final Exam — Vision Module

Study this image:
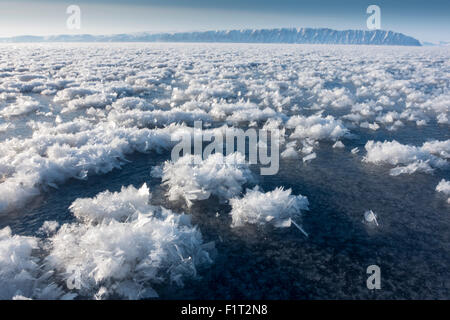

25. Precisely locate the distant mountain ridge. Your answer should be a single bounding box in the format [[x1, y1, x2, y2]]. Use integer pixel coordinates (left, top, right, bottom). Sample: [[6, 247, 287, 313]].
[[0, 28, 422, 46]]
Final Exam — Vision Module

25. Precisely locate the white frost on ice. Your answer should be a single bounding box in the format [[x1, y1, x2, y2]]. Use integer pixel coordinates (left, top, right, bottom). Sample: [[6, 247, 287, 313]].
[[229, 186, 309, 228], [0, 44, 449, 213], [0, 42, 448, 299], [286, 114, 349, 142], [303, 152, 317, 162], [69, 183, 151, 223], [364, 140, 449, 175], [46, 211, 212, 299], [38, 221, 60, 236], [364, 210, 379, 226], [44, 183, 213, 299], [435, 179, 450, 203], [0, 123, 14, 133], [281, 141, 298, 159], [1, 183, 214, 300], [332, 141, 345, 148], [0, 96, 40, 117], [210, 101, 280, 123], [0, 226, 40, 299], [0, 120, 187, 212], [0, 226, 69, 300], [281, 146, 298, 159], [158, 153, 253, 206], [360, 121, 380, 131]]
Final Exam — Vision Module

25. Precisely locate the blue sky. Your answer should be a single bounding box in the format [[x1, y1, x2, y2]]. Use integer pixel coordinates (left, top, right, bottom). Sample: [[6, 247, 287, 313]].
[[0, 0, 448, 42]]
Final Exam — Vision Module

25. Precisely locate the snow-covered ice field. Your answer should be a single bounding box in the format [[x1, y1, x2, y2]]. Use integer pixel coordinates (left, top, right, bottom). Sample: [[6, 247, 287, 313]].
[[0, 43, 449, 299]]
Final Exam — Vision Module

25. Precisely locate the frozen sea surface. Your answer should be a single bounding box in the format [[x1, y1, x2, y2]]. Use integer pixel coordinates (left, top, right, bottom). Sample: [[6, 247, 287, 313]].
[[0, 43, 449, 299]]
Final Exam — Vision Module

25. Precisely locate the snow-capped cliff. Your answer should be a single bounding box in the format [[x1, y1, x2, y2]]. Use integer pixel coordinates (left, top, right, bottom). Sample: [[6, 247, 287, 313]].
[[1, 28, 421, 46]]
